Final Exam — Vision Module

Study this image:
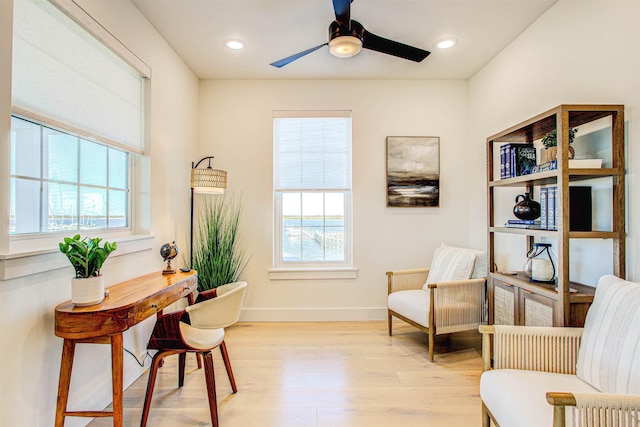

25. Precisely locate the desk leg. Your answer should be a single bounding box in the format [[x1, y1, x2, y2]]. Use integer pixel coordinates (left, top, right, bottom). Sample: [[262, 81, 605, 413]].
[[111, 333, 124, 427], [55, 339, 76, 427]]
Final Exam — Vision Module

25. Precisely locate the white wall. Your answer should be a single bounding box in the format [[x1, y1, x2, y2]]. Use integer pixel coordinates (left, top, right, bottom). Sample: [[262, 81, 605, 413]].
[[198, 79, 476, 321], [0, 0, 199, 425], [468, 0, 640, 282]]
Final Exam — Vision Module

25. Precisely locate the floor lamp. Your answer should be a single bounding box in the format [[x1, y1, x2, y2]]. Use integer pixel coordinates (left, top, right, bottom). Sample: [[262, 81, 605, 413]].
[[190, 156, 227, 269]]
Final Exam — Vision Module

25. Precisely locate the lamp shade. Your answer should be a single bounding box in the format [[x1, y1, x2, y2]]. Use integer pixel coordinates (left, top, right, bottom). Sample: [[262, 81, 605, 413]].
[[191, 168, 227, 194]]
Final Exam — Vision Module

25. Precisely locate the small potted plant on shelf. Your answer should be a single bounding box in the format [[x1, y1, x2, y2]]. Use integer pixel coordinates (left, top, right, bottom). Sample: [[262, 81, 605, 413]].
[[541, 128, 578, 161], [59, 234, 117, 306]]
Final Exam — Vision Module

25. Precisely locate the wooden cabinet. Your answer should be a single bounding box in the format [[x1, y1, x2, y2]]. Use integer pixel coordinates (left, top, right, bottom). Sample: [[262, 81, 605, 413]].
[[487, 105, 625, 327]]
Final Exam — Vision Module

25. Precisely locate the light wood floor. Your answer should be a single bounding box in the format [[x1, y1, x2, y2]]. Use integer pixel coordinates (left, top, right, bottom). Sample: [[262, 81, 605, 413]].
[[89, 321, 483, 427]]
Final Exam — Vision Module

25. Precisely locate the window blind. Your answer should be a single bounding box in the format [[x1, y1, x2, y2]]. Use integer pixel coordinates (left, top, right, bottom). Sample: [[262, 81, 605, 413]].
[[12, 0, 146, 153], [274, 111, 352, 191]]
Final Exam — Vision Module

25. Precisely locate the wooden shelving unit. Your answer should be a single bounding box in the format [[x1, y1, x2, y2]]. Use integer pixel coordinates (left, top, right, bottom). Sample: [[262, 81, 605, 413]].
[[487, 104, 625, 327]]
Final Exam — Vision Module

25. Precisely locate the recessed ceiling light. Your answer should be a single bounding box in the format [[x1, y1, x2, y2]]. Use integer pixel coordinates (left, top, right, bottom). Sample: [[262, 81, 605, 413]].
[[225, 39, 246, 50], [436, 38, 457, 49]]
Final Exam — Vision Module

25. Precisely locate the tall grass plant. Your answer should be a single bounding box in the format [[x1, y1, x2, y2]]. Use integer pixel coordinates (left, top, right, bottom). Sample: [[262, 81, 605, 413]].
[[192, 196, 249, 291]]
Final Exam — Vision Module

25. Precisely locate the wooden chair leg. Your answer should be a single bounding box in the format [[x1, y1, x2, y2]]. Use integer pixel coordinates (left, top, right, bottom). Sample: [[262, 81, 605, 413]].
[[429, 331, 435, 362], [140, 351, 165, 427], [388, 310, 393, 336], [219, 341, 237, 393], [481, 403, 491, 427], [178, 352, 186, 387], [196, 353, 203, 369], [202, 351, 219, 427]]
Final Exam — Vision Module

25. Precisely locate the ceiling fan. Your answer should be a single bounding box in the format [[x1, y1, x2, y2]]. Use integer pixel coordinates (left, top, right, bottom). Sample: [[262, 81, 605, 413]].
[[270, 0, 431, 68]]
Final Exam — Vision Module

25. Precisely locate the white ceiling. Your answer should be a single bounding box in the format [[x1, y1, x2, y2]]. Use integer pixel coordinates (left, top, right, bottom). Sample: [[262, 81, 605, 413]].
[[130, 0, 558, 80]]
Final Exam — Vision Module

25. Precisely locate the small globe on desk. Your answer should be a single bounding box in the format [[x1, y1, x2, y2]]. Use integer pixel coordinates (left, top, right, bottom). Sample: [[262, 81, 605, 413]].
[[160, 241, 178, 274]]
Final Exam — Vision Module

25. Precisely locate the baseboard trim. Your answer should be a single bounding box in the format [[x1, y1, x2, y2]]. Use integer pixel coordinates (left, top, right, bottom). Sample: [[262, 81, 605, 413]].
[[239, 307, 388, 322]]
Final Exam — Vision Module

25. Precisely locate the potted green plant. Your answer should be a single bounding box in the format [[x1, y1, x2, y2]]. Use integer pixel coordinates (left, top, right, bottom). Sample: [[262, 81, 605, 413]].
[[59, 234, 117, 306], [541, 128, 578, 161], [192, 196, 249, 292]]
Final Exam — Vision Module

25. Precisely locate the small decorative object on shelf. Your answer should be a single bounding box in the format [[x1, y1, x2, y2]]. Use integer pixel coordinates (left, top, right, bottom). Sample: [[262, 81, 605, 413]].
[[160, 241, 179, 275], [541, 128, 577, 161], [513, 193, 541, 220], [59, 234, 118, 306], [523, 243, 555, 283]]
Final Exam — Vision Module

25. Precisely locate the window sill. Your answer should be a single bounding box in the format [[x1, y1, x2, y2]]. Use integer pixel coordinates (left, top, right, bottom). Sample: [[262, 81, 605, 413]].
[[0, 234, 155, 281], [269, 267, 358, 280]]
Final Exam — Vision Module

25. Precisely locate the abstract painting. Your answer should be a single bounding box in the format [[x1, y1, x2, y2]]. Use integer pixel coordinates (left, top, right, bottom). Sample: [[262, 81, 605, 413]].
[[386, 136, 440, 207]]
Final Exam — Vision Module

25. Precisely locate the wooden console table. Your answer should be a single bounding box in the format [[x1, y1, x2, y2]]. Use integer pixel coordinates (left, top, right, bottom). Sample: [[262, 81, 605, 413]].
[[54, 270, 197, 426]]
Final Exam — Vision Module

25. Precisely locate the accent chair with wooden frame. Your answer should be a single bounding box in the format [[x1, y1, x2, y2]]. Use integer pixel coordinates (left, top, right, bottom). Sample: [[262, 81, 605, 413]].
[[141, 281, 247, 427], [387, 245, 487, 361], [479, 275, 640, 427]]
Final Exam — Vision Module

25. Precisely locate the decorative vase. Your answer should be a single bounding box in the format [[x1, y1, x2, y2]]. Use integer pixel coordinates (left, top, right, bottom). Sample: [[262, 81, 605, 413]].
[[71, 275, 105, 306], [545, 146, 575, 162], [513, 193, 541, 220]]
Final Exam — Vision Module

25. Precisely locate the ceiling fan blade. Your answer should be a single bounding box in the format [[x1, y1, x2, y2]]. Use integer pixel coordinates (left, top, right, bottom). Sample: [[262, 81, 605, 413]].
[[332, 0, 351, 27], [269, 43, 328, 68], [362, 29, 430, 62]]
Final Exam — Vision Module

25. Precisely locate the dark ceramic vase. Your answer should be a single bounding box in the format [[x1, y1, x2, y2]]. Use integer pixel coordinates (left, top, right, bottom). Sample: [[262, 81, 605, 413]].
[[513, 193, 541, 220]]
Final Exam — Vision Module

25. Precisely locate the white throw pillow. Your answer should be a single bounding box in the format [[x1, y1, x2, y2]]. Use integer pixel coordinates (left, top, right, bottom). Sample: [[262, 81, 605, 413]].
[[440, 244, 487, 279], [576, 275, 640, 394], [424, 246, 476, 289]]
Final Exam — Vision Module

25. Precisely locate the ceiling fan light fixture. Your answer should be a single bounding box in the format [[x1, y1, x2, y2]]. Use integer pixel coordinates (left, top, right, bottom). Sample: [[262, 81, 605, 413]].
[[329, 36, 362, 58]]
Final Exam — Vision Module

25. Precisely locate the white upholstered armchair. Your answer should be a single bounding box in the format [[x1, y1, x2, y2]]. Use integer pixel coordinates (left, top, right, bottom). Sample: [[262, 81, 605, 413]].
[[387, 244, 487, 361], [480, 275, 640, 427]]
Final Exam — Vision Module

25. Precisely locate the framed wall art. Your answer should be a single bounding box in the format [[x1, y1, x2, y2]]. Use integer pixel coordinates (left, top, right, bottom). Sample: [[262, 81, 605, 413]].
[[386, 136, 440, 207]]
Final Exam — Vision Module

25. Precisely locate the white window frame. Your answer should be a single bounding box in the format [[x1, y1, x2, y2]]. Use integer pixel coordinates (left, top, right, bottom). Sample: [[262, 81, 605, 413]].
[[270, 111, 357, 280]]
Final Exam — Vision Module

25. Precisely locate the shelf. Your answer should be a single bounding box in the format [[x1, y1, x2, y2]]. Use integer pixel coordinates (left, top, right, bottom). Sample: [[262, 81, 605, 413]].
[[490, 168, 622, 188], [487, 104, 625, 327], [490, 227, 557, 237], [490, 228, 624, 239], [489, 105, 623, 143], [490, 271, 596, 301]]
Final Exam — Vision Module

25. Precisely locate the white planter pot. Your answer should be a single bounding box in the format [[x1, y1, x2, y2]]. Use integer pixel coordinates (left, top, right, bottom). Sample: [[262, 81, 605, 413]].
[[71, 275, 105, 306]]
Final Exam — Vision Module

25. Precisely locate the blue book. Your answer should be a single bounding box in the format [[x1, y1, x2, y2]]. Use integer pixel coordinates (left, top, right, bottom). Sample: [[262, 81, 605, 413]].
[[540, 187, 548, 229], [507, 219, 539, 224], [547, 186, 556, 230]]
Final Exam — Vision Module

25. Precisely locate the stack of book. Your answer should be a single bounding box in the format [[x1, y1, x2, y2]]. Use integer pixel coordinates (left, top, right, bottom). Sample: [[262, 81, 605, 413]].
[[504, 219, 543, 229], [500, 144, 537, 179], [531, 159, 558, 174], [531, 158, 603, 174]]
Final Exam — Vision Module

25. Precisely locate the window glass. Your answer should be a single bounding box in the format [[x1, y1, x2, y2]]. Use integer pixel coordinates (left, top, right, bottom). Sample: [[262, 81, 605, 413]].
[[81, 139, 107, 186], [9, 116, 130, 235], [43, 128, 78, 183]]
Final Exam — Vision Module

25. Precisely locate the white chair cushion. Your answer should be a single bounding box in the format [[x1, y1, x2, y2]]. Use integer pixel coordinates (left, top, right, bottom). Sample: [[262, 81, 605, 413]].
[[388, 290, 430, 327], [179, 323, 225, 351], [480, 369, 598, 427], [424, 246, 476, 289], [440, 244, 487, 279], [576, 275, 640, 394]]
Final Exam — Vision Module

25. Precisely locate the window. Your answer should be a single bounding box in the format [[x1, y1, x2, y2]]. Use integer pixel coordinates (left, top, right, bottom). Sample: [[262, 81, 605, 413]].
[[10, 116, 129, 235], [273, 111, 353, 273], [7, 0, 150, 238]]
